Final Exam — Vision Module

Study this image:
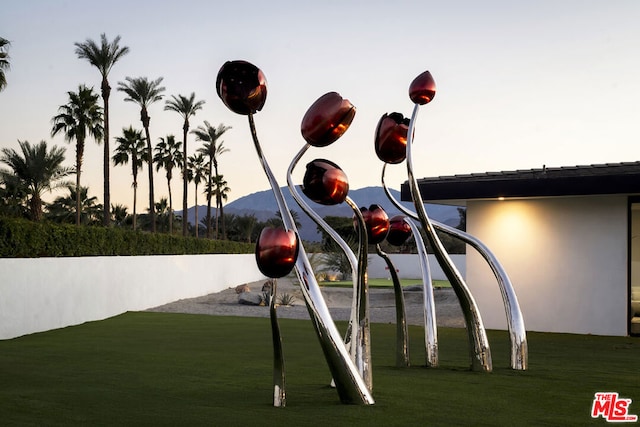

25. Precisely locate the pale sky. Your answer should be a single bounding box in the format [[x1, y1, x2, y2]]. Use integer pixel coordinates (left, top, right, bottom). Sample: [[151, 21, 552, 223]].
[[1, 0, 639, 211]]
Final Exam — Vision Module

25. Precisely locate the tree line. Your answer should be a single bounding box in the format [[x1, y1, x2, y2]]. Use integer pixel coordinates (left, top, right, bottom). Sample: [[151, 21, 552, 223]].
[[0, 33, 244, 240]]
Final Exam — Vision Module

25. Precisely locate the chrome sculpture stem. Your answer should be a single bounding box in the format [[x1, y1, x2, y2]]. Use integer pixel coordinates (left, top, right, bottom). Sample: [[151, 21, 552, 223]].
[[382, 164, 527, 370], [248, 114, 374, 404], [375, 244, 410, 367], [286, 143, 372, 391], [270, 279, 285, 407], [345, 196, 372, 391], [405, 217, 439, 367], [406, 104, 492, 372]]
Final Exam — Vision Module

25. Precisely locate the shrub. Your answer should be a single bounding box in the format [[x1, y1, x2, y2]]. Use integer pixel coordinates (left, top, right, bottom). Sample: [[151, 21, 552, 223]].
[[0, 217, 254, 257]]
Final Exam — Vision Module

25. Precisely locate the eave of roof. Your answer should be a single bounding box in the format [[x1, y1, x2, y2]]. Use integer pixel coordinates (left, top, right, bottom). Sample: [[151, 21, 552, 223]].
[[400, 161, 640, 202]]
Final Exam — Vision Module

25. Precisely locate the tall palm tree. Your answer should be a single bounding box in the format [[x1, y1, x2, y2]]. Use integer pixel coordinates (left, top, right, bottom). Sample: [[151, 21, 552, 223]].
[[0, 37, 10, 92], [187, 152, 207, 238], [113, 126, 146, 230], [164, 93, 205, 236], [211, 174, 231, 239], [46, 185, 102, 225], [0, 140, 72, 221], [193, 121, 231, 238], [74, 33, 129, 226], [51, 84, 103, 226], [153, 135, 182, 234], [117, 76, 165, 232]]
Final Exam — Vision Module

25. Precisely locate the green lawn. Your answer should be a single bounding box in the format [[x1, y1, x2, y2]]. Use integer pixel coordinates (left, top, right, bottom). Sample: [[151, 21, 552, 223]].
[[320, 278, 451, 288], [1, 312, 638, 426]]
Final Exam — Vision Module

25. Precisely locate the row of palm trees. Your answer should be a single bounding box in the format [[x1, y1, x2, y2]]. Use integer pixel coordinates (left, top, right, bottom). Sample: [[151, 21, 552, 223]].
[[1, 33, 233, 239], [73, 34, 232, 237], [0, 136, 233, 238]]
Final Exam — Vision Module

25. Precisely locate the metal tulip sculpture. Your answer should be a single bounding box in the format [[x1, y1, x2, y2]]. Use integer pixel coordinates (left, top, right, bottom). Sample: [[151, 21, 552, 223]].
[[217, 61, 374, 405], [288, 92, 373, 391], [375, 113, 440, 367], [216, 60, 529, 407], [376, 69, 527, 371], [255, 227, 299, 407]]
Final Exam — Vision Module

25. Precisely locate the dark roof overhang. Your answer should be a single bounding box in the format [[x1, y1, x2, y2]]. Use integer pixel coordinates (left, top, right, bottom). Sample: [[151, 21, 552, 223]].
[[400, 161, 640, 202]]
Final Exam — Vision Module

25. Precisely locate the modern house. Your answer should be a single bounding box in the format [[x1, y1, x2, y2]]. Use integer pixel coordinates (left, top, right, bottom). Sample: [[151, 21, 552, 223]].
[[401, 162, 640, 337]]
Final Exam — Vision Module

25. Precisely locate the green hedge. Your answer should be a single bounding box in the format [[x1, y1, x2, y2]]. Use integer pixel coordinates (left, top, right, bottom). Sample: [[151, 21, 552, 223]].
[[0, 217, 254, 258]]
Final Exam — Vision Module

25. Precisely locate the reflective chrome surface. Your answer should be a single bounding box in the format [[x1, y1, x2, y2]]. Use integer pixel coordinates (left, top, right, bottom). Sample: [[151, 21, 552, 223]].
[[287, 143, 373, 392], [249, 114, 374, 404], [375, 244, 410, 367], [406, 103, 492, 372], [269, 279, 286, 407], [382, 163, 527, 370]]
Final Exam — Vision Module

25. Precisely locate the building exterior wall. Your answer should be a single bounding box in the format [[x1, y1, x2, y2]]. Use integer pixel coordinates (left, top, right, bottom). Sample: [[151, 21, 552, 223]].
[[466, 195, 628, 336], [0, 254, 266, 340]]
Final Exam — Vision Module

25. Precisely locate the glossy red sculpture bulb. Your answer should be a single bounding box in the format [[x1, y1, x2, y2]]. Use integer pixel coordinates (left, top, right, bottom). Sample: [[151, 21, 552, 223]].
[[359, 204, 390, 244], [386, 215, 412, 246], [302, 159, 349, 206], [409, 70, 436, 105], [255, 227, 299, 278], [301, 92, 356, 147], [374, 112, 410, 164], [216, 60, 268, 115]]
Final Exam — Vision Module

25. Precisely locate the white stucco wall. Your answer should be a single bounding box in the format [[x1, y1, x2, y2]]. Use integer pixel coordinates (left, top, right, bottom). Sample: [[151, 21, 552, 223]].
[[0, 254, 266, 340], [466, 196, 628, 336]]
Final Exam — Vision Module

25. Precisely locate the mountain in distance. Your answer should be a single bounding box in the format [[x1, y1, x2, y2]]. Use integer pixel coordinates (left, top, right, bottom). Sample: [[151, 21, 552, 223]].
[[178, 186, 463, 242]]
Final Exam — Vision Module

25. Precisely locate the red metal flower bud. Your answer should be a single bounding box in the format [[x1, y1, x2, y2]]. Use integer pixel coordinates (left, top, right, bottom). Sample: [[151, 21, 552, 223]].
[[409, 70, 436, 105], [216, 60, 267, 115], [302, 159, 349, 205], [301, 92, 356, 147], [255, 227, 299, 278], [386, 215, 412, 246], [374, 112, 410, 164], [360, 204, 390, 244]]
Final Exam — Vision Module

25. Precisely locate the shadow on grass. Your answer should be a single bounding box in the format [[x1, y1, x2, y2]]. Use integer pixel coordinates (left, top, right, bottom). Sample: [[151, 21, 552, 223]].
[[1, 312, 638, 426]]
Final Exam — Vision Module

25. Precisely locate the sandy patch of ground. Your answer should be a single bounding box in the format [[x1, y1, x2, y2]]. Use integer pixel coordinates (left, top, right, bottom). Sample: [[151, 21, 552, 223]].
[[146, 276, 465, 328]]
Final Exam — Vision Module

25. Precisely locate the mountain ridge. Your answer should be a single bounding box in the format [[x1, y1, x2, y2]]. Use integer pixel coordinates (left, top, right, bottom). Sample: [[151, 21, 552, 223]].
[[177, 186, 462, 242]]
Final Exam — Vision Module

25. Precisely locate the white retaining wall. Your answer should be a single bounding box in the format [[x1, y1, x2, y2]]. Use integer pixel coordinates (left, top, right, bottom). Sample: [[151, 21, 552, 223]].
[[0, 254, 266, 340], [367, 254, 465, 281]]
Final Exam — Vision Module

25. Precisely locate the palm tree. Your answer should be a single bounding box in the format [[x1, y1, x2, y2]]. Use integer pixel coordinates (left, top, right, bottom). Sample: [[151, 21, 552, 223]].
[[164, 93, 205, 236], [46, 185, 102, 225], [193, 121, 231, 238], [117, 76, 165, 232], [0, 140, 72, 221], [153, 135, 182, 234], [187, 152, 207, 238], [51, 84, 103, 226], [74, 33, 130, 226], [111, 203, 129, 227], [113, 126, 146, 230], [210, 174, 231, 239], [0, 37, 10, 92]]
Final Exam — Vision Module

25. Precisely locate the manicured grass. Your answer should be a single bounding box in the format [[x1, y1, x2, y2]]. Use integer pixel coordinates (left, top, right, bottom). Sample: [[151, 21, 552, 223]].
[[320, 278, 451, 288], [1, 312, 639, 426]]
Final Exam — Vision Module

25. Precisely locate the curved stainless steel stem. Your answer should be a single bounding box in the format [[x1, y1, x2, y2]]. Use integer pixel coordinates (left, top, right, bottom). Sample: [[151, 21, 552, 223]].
[[405, 218, 439, 367], [248, 114, 374, 404], [269, 279, 285, 407], [375, 244, 410, 367], [406, 104, 492, 372], [286, 143, 372, 391], [382, 164, 527, 370], [345, 196, 372, 391]]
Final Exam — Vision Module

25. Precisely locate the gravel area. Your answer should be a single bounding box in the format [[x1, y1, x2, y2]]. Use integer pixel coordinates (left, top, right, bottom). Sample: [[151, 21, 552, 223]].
[[146, 276, 465, 328]]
